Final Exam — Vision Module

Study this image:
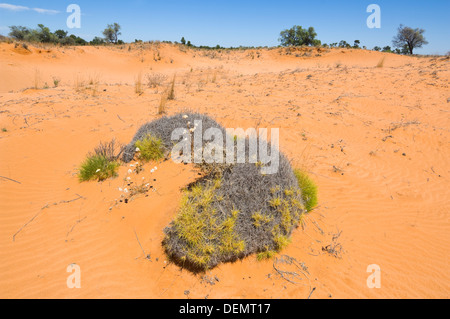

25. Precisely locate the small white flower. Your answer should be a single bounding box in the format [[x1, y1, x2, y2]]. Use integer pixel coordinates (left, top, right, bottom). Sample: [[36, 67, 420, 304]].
[[118, 187, 123, 192], [182, 115, 188, 119], [130, 164, 134, 167], [151, 169, 154, 173], [187, 121, 191, 126], [128, 169, 132, 174], [154, 167, 158, 171], [95, 169, 101, 173], [126, 177, 131, 181], [145, 183, 150, 187], [142, 177, 145, 180], [124, 188, 129, 193], [135, 147, 140, 152]]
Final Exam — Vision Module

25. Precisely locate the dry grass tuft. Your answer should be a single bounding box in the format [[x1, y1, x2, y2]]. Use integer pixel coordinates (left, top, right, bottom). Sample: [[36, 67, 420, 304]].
[[376, 57, 385, 68]]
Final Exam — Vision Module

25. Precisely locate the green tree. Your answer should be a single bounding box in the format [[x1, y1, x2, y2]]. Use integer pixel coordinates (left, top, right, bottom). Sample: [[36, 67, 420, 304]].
[[392, 25, 428, 55], [54, 30, 68, 39], [8, 26, 30, 40], [338, 40, 350, 48], [37, 24, 57, 43], [279, 26, 320, 47], [103, 23, 121, 44], [353, 40, 360, 49], [91, 36, 105, 45], [180, 37, 186, 45]]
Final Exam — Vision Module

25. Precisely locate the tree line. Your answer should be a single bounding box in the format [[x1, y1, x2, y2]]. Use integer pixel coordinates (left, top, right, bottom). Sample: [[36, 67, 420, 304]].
[[7, 23, 123, 46], [7, 22, 428, 55], [278, 24, 428, 54]]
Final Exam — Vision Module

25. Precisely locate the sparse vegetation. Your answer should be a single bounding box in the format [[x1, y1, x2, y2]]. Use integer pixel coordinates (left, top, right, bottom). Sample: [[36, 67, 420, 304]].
[[79, 140, 123, 182], [79, 154, 120, 182], [123, 113, 308, 271], [393, 24, 428, 55], [279, 26, 321, 47], [146, 73, 167, 88], [294, 169, 318, 212], [135, 72, 143, 94], [167, 75, 176, 100], [158, 94, 167, 115], [134, 134, 165, 162], [34, 69, 41, 89], [52, 77, 60, 87]]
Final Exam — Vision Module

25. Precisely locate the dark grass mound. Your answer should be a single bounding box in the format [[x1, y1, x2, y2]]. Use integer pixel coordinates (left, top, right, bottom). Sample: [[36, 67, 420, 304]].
[[163, 154, 305, 271], [122, 112, 226, 163], [123, 112, 306, 272]]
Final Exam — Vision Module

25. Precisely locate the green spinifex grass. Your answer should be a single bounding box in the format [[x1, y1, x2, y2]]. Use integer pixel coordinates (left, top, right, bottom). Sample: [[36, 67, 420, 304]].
[[79, 154, 120, 182], [135, 134, 165, 162], [294, 169, 318, 212]]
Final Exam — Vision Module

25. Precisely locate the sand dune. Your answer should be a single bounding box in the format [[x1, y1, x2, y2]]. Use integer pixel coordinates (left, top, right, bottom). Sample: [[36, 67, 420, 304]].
[[0, 42, 449, 298]]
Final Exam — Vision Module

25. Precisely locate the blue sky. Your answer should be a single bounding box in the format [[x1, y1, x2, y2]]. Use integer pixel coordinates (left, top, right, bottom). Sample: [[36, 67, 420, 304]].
[[0, 0, 448, 54]]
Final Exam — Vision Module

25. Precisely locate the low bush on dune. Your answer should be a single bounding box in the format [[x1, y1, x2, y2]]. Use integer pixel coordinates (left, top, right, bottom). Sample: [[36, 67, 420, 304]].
[[134, 134, 165, 162], [121, 112, 316, 271], [79, 154, 120, 182], [78, 139, 123, 182]]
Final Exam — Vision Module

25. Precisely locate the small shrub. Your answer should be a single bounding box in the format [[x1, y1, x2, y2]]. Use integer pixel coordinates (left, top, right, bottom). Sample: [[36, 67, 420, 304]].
[[158, 93, 167, 115], [135, 134, 165, 162], [53, 77, 60, 87], [164, 180, 245, 270], [125, 113, 308, 270], [146, 73, 167, 88], [167, 75, 176, 100], [34, 69, 41, 89], [257, 250, 276, 261], [79, 139, 123, 182], [135, 72, 143, 94], [94, 139, 124, 161], [294, 169, 318, 212], [79, 154, 120, 182]]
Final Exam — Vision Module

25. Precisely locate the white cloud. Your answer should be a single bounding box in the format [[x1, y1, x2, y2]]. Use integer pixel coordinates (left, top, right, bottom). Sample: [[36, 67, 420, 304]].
[[0, 3, 59, 14], [32, 8, 59, 14], [0, 3, 28, 11]]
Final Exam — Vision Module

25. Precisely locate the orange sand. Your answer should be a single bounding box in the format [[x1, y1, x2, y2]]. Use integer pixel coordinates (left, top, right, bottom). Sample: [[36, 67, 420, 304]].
[[0, 42, 449, 298]]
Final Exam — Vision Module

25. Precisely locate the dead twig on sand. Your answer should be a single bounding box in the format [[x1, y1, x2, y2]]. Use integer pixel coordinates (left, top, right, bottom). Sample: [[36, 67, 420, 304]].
[[0, 175, 22, 184], [12, 194, 85, 242], [66, 216, 87, 238], [117, 114, 125, 123], [322, 230, 343, 258], [134, 228, 151, 261], [273, 255, 313, 298], [273, 255, 310, 284], [307, 287, 316, 299]]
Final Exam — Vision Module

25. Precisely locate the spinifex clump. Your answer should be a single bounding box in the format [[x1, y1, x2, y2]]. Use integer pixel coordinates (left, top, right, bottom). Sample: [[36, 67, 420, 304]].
[[122, 113, 315, 271]]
